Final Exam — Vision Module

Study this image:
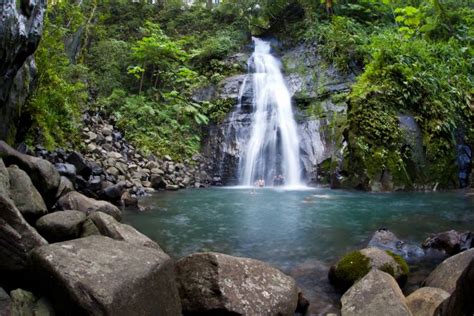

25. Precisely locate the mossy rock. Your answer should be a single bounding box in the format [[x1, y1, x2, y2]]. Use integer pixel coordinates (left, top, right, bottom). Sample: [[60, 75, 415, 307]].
[[329, 247, 409, 291]]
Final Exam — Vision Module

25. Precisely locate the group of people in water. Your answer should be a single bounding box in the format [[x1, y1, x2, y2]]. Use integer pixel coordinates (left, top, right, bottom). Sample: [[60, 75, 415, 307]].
[[252, 175, 285, 188]]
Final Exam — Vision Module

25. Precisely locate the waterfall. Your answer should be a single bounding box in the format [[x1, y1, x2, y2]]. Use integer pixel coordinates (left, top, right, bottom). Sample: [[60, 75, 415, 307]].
[[238, 38, 303, 187]]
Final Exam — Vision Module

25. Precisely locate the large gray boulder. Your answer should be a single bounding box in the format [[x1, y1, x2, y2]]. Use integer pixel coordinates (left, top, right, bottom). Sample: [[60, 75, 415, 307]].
[[0, 194, 47, 272], [0, 141, 60, 206], [435, 258, 474, 316], [0, 287, 12, 316], [7, 165, 48, 222], [422, 248, 474, 293], [340, 269, 411, 316], [56, 191, 121, 221], [86, 211, 161, 250], [31, 236, 181, 315], [36, 210, 87, 242], [176, 252, 298, 315], [406, 287, 449, 316]]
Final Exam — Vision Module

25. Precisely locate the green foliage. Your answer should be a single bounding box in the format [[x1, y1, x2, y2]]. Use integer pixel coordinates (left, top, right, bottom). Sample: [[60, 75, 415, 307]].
[[348, 26, 473, 186], [27, 3, 88, 149], [305, 16, 368, 72], [334, 250, 371, 285]]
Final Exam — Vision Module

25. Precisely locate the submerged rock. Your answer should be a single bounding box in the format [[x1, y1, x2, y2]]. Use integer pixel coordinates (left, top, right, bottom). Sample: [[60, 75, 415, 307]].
[[340, 269, 411, 316], [368, 228, 424, 259], [406, 287, 449, 316], [31, 236, 181, 315], [422, 248, 474, 293], [56, 191, 121, 221], [176, 252, 298, 315], [329, 247, 409, 291]]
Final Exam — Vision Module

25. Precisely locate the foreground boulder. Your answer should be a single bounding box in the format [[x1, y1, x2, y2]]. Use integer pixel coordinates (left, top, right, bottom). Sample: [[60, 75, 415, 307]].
[[56, 191, 121, 220], [368, 228, 424, 258], [422, 248, 474, 293], [85, 211, 161, 250], [406, 287, 449, 316], [36, 210, 86, 242], [7, 165, 48, 222], [329, 247, 409, 291], [0, 194, 47, 272], [31, 236, 181, 315], [176, 252, 298, 315], [422, 230, 472, 255], [340, 269, 411, 316], [435, 259, 474, 316], [0, 141, 60, 206]]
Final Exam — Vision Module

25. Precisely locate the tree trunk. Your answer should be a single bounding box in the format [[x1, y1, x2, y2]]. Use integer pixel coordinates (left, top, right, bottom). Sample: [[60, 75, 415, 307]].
[[139, 66, 146, 94], [206, 0, 212, 9]]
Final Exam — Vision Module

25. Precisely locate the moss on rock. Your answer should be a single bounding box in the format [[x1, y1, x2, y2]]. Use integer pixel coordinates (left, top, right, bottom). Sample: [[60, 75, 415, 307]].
[[329, 248, 410, 291]]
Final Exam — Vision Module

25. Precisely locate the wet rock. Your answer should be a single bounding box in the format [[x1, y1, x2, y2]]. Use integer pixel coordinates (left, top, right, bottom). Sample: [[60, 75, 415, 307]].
[[0, 141, 60, 206], [295, 292, 310, 315], [422, 248, 474, 293], [340, 269, 411, 316], [102, 182, 125, 201], [422, 230, 472, 255], [406, 287, 449, 316], [87, 212, 161, 250], [435, 258, 474, 316], [368, 228, 424, 258], [329, 247, 409, 291], [36, 210, 87, 242], [176, 252, 298, 315], [0, 287, 12, 316], [120, 191, 138, 207], [0, 194, 47, 272], [7, 165, 47, 222], [166, 184, 179, 191], [56, 191, 121, 221], [31, 236, 181, 315]]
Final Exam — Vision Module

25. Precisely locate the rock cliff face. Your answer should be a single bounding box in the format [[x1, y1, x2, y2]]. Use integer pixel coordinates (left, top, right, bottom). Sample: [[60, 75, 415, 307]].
[[201, 43, 354, 185], [0, 0, 46, 142]]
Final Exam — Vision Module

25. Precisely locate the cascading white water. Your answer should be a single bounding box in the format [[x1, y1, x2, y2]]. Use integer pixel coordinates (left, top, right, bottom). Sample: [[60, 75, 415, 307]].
[[239, 38, 303, 187]]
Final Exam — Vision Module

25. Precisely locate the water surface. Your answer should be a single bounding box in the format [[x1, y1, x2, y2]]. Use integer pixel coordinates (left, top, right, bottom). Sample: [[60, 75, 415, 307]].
[[123, 188, 473, 314]]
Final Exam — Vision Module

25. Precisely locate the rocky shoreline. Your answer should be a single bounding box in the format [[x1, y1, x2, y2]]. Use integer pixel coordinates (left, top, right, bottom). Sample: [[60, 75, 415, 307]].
[[26, 113, 222, 211], [1, 138, 474, 315]]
